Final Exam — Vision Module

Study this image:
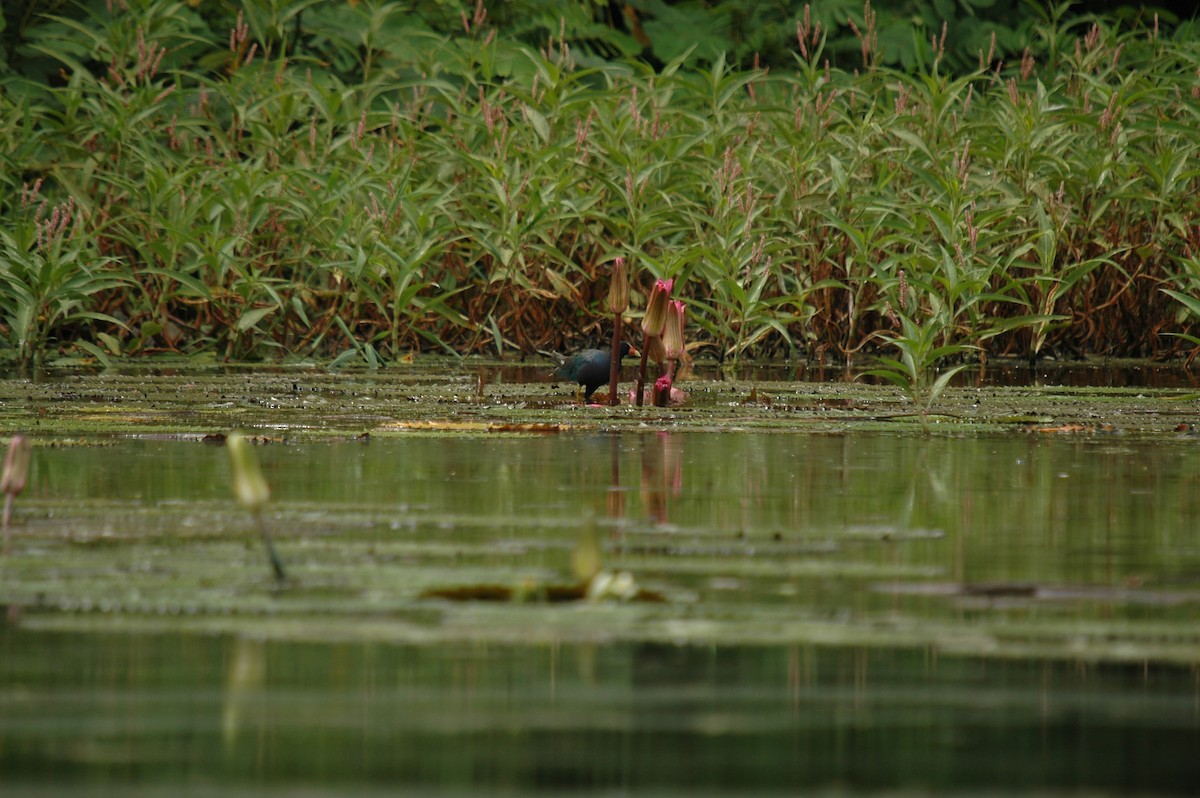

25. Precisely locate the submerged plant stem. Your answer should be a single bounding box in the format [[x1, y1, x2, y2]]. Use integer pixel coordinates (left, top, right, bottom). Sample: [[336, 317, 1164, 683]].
[[256, 511, 287, 583]]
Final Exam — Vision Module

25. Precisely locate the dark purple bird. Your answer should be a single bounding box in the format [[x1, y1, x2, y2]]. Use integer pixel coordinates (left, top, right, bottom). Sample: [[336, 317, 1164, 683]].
[[551, 342, 635, 402]]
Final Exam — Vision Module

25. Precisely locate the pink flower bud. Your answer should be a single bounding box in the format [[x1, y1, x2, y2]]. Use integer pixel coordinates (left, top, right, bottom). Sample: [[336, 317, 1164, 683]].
[[663, 300, 686, 359], [641, 278, 674, 337], [607, 258, 629, 314]]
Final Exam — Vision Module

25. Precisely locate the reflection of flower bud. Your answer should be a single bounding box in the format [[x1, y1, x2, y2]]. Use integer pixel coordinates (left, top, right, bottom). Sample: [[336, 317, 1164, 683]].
[[226, 432, 269, 512], [1, 435, 31, 497], [641, 278, 674, 337], [607, 257, 629, 314], [663, 300, 686, 359], [606, 487, 626, 520], [571, 527, 602, 583]]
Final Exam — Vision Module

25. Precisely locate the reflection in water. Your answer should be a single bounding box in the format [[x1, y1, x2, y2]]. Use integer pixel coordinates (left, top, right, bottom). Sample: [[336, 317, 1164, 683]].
[[1, 627, 1196, 794], [602, 431, 683, 534], [638, 432, 683, 526], [222, 637, 266, 755], [12, 432, 1200, 605], [3, 434, 1200, 792], [606, 433, 624, 522]]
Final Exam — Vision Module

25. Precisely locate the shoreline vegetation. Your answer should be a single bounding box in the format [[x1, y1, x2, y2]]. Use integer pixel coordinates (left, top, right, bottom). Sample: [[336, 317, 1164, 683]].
[[2, 2, 1199, 373]]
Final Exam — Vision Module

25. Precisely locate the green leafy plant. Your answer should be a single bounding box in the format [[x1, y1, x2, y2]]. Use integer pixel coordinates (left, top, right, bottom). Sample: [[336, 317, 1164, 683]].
[[0, 194, 127, 367], [1, 1, 1196, 368], [863, 270, 976, 416]]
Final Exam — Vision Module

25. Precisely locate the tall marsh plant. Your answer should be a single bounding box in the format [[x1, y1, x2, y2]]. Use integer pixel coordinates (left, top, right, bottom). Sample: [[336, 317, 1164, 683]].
[[0, 187, 126, 367], [4, 2, 1198, 365], [864, 270, 976, 415]]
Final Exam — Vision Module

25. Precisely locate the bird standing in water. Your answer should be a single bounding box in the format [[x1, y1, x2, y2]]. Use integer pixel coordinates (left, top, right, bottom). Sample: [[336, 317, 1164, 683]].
[[551, 342, 635, 402]]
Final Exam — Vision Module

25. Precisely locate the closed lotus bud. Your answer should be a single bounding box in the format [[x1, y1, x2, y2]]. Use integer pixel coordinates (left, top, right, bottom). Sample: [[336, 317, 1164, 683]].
[[663, 300, 686, 360], [641, 278, 674, 337], [645, 332, 665, 366], [1, 435, 31, 496], [226, 432, 270, 512], [607, 257, 629, 314]]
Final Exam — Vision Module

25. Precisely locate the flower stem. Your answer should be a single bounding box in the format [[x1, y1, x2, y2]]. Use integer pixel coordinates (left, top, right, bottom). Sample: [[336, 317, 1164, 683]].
[[608, 314, 622, 406], [636, 336, 651, 406]]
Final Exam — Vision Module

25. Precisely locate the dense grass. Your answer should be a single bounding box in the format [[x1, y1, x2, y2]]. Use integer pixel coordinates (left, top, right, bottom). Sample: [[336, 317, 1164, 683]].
[[2, 1, 1199, 371]]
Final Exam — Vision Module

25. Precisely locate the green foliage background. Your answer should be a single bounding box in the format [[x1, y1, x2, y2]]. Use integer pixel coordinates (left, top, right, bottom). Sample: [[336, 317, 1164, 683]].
[[1, 0, 1198, 371]]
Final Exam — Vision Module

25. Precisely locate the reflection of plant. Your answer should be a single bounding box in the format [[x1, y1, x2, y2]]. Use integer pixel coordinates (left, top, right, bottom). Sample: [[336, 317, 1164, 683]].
[[1, 434, 32, 552], [864, 270, 975, 415], [639, 432, 684, 526]]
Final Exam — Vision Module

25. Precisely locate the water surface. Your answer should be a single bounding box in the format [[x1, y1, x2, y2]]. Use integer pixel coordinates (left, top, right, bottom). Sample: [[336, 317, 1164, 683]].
[[2, 425, 1200, 793], [2, 627, 1197, 796]]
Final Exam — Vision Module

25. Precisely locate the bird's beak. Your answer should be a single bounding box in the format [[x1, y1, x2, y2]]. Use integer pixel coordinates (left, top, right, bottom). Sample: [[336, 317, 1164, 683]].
[[627, 346, 640, 357]]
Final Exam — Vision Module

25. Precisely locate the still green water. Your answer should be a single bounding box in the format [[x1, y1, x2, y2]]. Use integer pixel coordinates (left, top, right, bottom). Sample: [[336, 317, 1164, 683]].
[[2, 630, 1197, 795], [2, 431, 1199, 793]]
